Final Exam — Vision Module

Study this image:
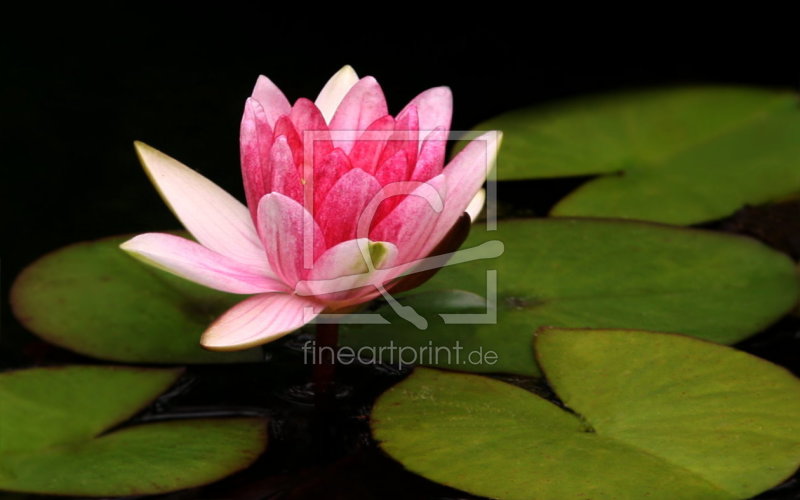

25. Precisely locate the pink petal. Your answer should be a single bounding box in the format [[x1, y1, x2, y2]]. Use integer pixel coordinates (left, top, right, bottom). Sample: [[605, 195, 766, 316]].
[[316, 168, 382, 248], [257, 193, 326, 287], [290, 98, 333, 181], [426, 132, 501, 255], [328, 77, 389, 153], [312, 148, 353, 214], [370, 175, 447, 265], [348, 115, 394, 174], [298, 238, 398, 304], [240, 98, 273, 221], [133, 142, 270, 274], [378, 105, 419, 168], [272, 116, 303, 172], [251, 75, 292, 128], [403, 86, 452, 145], [201, 293, 323, 350], [269, 136, 304, 204], [315, 65, 359, 124], [373, 150, 412, 222], [410, 127, 447, 182], [120, 233, 286, 294]]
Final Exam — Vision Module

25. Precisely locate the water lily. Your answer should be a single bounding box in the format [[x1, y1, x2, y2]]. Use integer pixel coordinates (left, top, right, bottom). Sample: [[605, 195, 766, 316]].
[[121, 66, 500, 350]]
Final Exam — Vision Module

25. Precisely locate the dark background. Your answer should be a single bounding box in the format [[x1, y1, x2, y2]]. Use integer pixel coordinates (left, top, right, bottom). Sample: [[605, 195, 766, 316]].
[[2, 9, 798, 357]]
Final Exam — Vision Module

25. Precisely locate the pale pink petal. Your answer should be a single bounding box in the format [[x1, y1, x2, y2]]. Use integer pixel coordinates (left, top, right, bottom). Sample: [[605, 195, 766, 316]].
[[348, 115, 394, 174], [403, 86, 452, 145], [257, 193, 326, 287], [370, 175, 447, 265], [328, 77, 389, 152], [317, 168, 382, 247], [133, 142, 271, 274], [201, 293, 323, 350], [466, 188, 486, 221], [312, 148, 353, 214], [410, 127, 447, 182], [240, 98, 273, 220], [251, 75, 292, 128], [315, 65, 359, 124], [426, 132, 501, 255], [269, 136, 304, 204], [120, 233, 287, 294], [298, 238, 398, 304]]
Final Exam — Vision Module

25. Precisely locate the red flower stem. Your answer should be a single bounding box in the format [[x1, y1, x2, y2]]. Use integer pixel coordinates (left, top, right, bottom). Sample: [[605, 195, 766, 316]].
[[313, 322, 338, 409]]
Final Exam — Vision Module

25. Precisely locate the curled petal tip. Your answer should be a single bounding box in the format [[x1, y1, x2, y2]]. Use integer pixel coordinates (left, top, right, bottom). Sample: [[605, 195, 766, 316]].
[[466, 189, 486, 222]]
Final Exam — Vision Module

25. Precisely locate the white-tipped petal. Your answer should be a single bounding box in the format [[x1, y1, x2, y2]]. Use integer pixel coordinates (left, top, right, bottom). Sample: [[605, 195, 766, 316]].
[[201, 293, 323, 350], [120, 233, 287, 294], [315, 65, 359, 124], [465, 188, 486, 222], [133, 142, 272, 275]]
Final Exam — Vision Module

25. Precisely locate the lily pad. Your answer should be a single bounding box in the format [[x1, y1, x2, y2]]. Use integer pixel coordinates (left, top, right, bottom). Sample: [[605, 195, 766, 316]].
[[10, 235, 261, 363], [371, 329, 800, 500], [478, 86, 800, 224], [341, 218, 799, 375], [0, 365, 267, 496]]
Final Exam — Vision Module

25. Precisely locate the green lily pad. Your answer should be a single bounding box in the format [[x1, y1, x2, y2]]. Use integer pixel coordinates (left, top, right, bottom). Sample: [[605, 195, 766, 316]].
[[0, 365, 267, 496], [10, 235, 261, 363], [478, 86, 800, 224], [372, 329, 800, 500], [341, 218, 799, 375]]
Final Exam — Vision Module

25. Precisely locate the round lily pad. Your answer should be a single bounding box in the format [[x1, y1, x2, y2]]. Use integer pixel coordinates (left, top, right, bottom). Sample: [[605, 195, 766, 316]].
[[0, 365, 267, 496], [10, 235, 261, 363], [371, 329, 800, 500], [478, 86, 800, 224], [342, 218, 799, 375]]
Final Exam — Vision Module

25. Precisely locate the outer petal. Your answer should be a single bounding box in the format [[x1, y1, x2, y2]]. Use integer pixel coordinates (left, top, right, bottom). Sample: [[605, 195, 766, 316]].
[[402, 86, 452, 144], [426, 132, 501, 255], [316, 168, 382, 247], [410, 127, 447, 182], [133, 142, 270, 274], [257, 193, 326, 287], [201, 293, 323, 350], [240, 98, 273, 220], [370, 175, 447, 265], [328, 77, 389, 153], [120, 233, 287, 294], [298, 238, 398, 304], [251, 75, 292, 128], [315, 65, 359, 124]]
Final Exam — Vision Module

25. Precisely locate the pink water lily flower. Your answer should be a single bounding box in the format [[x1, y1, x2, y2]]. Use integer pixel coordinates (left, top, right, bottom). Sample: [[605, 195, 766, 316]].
[[121, 66, 500, 350]]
